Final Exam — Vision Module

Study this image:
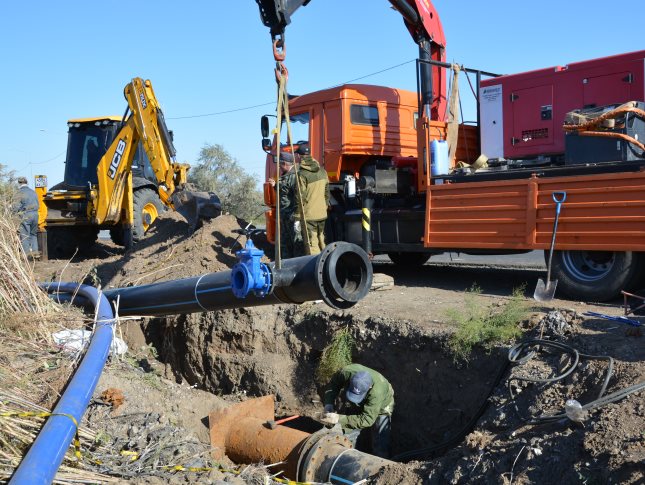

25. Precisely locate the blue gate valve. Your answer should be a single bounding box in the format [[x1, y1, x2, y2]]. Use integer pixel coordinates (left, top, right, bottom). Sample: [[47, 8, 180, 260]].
[[231, 239, 272, 298]]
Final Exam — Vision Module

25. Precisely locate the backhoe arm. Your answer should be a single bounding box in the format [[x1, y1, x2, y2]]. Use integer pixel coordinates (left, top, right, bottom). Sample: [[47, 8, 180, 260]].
[[93, 78, 188, 225]]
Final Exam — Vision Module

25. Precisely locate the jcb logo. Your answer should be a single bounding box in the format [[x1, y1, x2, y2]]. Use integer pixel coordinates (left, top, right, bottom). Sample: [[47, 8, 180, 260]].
[[108, 139, 127, 179]]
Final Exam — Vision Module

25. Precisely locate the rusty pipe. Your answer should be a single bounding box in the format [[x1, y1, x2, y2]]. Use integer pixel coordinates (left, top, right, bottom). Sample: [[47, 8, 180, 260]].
[[209, 396, 394, 483]]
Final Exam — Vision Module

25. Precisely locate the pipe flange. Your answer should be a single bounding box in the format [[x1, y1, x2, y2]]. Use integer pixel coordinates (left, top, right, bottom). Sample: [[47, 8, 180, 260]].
[[323, 243, 371, 303], [316, 242, 372, 310], [297, 430, 352, 482]]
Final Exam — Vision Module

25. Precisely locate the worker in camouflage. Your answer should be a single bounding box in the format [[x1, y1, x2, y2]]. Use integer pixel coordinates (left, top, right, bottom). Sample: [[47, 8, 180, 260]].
[[296, 146, 329, 255], [269, 152, 303, 258], [320, 363, 395, 458]]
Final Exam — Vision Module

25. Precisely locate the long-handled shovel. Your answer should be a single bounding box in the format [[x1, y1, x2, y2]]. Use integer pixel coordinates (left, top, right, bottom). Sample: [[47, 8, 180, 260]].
[[534, 191, 567, 301]]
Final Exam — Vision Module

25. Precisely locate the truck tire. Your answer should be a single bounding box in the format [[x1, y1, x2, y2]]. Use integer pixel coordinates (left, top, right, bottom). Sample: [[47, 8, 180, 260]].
[[387, 252, 431, 267], [549, 250, 642, 302], [132, 188, 164, 241], [47, 227, 99, 259]]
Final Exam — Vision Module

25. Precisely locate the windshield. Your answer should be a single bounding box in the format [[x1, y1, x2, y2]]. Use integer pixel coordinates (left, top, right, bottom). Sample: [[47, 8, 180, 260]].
[[280, 112, 310, 148], [64, 124, 116, 187]]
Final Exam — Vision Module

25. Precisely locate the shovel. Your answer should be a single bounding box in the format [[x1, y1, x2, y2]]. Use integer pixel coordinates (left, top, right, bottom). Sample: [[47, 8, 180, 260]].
[[534, 191, 567, 301]]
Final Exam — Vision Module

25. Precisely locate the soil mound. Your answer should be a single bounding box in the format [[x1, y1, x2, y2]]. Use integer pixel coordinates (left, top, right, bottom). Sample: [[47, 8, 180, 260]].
[[109, 212, 269, 287]]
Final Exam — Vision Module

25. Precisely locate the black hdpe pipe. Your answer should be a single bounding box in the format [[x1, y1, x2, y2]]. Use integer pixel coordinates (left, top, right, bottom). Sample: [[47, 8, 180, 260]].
[[103, 242, 372, 317]]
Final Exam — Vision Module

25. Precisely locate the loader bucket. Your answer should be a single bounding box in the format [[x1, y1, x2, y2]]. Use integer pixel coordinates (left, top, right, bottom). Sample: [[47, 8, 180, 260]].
[[171, 188, 221, 230]]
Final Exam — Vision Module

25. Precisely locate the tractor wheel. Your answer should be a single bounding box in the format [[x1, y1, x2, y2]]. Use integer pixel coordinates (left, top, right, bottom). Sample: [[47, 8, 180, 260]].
[[132, 188, 163, 241], [109, 227, 125, 246], [109, 226, 133, 250], [47, 227, 99, 259], [549, 250, 642, 302], [387, 252, 431, 267]]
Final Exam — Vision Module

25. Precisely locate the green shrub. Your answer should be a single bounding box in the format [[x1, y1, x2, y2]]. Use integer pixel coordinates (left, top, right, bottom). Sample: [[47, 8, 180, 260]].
[[447, 285, 527, 360], [315, 328, 355, 385]]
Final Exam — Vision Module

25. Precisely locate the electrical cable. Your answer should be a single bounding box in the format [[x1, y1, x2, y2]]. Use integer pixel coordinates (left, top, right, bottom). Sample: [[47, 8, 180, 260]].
[[166, 60, 416, 121], [506, 339, 644, 425], [393, 338, 644, 462]]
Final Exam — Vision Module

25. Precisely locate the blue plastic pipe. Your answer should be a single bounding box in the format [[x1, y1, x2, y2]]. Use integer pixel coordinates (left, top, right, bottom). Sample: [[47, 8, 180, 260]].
[[11, 283, 115, 484]]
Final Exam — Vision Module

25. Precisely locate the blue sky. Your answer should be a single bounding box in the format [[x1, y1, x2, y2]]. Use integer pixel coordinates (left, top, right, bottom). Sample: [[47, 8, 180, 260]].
[[1, 0, 643, 187]]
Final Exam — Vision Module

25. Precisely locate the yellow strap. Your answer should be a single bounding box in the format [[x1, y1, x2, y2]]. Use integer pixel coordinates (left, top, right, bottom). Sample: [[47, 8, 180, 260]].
[[274, 71, 310, 256], [0, 410, 82, 460]]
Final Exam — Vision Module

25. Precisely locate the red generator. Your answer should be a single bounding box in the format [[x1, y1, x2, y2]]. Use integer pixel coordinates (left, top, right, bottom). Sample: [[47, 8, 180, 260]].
[[479, 50, 645, 160]]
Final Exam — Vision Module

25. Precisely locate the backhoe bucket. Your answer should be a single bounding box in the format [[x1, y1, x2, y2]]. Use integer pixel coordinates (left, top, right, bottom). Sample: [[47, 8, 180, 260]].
[[171, 188, 221, 230]]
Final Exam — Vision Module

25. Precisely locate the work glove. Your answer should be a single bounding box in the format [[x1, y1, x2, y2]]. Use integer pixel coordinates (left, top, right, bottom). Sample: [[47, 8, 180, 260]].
[[324, 404, 334, 413], [320, 412, 339, 425], [294, 220, 301, 234]]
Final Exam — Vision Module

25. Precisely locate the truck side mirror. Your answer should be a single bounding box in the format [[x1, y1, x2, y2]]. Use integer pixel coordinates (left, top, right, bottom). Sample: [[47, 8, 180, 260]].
[[261, 116, 270, 138], [261, 138, 272, 152]]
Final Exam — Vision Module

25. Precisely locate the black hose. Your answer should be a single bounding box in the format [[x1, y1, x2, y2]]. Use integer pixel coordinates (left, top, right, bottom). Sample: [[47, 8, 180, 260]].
[[507, 339, 644, 425]]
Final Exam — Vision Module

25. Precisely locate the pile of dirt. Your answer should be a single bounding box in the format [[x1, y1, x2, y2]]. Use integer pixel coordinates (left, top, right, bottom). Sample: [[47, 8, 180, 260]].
[[109, 212, 251, 287], [36, 212, 270, 290]]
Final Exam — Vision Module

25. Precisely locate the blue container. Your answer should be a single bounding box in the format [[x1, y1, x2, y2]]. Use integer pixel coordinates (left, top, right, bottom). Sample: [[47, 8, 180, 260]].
[[430, 139, 449, 177]]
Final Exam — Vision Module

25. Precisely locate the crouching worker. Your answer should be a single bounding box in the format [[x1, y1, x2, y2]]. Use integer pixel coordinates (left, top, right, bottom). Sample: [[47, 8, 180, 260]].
[[320, 363, 394, 458]]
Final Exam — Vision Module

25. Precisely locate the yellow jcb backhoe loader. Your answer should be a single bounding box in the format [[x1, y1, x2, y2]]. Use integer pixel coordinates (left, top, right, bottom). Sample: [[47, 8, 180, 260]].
[[40, 78, 220, 257]]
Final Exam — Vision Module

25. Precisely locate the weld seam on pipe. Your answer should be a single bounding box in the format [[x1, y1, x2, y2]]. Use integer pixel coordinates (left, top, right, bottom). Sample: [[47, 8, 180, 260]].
[[194, 274, 209, 312], [328, 448, 353, 483], [11, 283, 115, 484]]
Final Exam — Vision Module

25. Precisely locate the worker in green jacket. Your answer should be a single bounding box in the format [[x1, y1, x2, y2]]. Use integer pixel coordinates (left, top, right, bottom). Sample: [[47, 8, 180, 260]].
[[296, 145, 329, 255], [321, 363, 394, 458], [269, 152, 303, 258]]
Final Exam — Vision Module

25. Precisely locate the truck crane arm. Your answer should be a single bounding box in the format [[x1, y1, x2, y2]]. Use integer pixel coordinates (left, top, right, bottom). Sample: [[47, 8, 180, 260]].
[[255, 0, 446, 119], [256, 0, 444, 47]]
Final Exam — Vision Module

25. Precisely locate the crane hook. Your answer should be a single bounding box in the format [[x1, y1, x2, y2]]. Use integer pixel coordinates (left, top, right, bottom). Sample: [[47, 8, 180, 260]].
[[275, 62, 289, 84], [273, 36, 286, 62]]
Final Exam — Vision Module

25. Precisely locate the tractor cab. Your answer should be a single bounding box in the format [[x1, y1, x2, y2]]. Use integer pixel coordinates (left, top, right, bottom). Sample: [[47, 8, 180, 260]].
[[59, 116, 156, 190]]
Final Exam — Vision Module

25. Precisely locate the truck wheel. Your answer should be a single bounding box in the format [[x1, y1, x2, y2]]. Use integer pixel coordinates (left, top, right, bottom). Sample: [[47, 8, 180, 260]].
[[387, 252, 431, 267], [47, 227, 99, 258], [549, 250, 641, 301], [132, 188, 163, 241]]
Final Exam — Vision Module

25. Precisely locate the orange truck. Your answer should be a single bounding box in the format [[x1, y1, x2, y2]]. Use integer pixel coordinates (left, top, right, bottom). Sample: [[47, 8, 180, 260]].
[[256, 1, 645, 302]]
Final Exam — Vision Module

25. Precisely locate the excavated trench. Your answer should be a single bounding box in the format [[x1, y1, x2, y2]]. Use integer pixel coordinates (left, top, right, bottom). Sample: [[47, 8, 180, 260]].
[[144, 305, 505, 458]]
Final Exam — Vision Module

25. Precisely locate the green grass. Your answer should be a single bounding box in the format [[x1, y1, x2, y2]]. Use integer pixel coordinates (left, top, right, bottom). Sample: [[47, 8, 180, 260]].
[[446, 284, 527, 360], [315, 328, 355, 386]]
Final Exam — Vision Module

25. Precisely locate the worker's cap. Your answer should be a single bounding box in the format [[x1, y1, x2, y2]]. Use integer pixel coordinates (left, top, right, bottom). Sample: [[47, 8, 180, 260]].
[[279, 152, 294, 164], [17, 176, 28, 185], [346, 371, 373, 404], [296, 144, 310, 156]]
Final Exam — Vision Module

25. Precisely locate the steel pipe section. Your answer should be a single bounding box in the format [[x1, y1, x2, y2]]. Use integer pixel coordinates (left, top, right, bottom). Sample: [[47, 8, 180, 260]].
[[11, 283, 115, 485], [103, 242, 372, 317], [209, 396, 394, 483]]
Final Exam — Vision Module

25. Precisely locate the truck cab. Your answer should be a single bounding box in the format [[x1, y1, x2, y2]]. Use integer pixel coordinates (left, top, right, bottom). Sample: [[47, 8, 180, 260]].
[[262, 83, 477, 251]]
